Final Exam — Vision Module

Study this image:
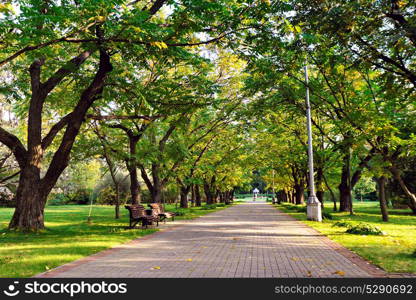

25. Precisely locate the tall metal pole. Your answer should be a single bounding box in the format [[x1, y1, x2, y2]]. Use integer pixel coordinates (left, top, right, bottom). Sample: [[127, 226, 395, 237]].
[[304, 65, 322, 221]]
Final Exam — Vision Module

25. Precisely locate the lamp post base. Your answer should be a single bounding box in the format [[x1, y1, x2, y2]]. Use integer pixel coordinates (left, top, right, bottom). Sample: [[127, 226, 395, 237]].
[[307, 196, 322, 222]]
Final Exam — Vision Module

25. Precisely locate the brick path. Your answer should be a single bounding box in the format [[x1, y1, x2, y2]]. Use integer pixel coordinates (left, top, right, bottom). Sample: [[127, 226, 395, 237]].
[[36, 202, 385, 278]]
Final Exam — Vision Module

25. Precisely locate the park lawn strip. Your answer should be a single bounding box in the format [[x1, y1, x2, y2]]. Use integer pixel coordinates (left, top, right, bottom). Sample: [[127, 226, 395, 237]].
[[274, 202, 416, 274], [0, 203, 229, 278]]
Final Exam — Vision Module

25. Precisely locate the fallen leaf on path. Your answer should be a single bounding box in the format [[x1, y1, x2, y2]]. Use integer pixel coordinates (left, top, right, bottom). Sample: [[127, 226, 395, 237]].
[[186, 258, 193, 262], [333, 270, 345, 276], [291, 257, 299, 261], [306, 271, 312, 277], [151, 266, 161, 270]]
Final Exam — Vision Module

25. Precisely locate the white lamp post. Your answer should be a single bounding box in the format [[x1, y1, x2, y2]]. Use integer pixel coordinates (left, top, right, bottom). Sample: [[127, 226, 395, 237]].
[[304, 65, 322, 221]]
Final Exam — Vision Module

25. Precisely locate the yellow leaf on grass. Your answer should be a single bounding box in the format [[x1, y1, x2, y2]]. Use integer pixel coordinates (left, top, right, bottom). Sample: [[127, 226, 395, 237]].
[[333, 270, 345, 276]]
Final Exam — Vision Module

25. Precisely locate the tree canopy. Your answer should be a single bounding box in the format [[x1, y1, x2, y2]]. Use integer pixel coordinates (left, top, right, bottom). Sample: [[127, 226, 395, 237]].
[[0, 0, 415, 230]]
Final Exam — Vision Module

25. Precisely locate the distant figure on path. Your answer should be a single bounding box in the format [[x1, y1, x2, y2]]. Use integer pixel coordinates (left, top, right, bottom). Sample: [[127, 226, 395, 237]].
[[253, 188, 259, 201]]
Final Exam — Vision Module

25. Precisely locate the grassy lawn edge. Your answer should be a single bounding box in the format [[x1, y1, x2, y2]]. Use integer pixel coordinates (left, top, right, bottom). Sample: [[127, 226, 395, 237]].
[[0, 203, 233, 277], [272, 202, 416, 275]]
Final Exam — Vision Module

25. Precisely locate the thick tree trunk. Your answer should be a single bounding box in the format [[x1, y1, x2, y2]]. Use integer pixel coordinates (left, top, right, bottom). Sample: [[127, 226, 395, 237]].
[[151, 164, 164, 203], [377, 176, 389, 222], [290, 189, 295, 204], [219, 192, 225, 203], [204, 182, 215, 204], [7, 49, 112, 231], [129, 166, 140, 204], [180, 185, 190, 208], [195, 185, 202, 207], [338, 181, 351, 212], [9, 170, 47, 230], [294, 184, 304, 205], [338, 150, 353, 213], [152, 181, 163, 203]]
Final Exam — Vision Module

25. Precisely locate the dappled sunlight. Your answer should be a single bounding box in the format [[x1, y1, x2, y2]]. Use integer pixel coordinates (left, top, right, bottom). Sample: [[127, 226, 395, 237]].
[[44, 203, 372, 278]]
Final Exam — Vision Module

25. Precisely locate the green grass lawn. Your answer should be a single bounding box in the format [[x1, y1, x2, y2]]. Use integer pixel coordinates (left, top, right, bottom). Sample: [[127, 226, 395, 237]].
[[0, 203, 227, 277], [275, 201, 416, 274]]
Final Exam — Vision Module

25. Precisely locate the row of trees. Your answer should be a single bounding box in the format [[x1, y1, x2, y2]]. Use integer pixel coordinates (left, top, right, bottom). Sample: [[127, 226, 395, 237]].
[[0, 0, 415, 230], [244, 0, 416, 221], [0, 0, 261, 230]]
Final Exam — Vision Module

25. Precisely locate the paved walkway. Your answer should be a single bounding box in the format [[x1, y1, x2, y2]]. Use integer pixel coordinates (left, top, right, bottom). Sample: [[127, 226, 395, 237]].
[[36, 202, 384, 278]]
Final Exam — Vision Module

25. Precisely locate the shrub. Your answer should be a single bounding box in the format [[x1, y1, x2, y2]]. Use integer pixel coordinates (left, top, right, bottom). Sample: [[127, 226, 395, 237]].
[[283, 204, 306, 212], [345, 223, 385, 236], [170, 208, 188, 216], [96, 187, 126, 205], [283, 204, 297, 210], [216, 203, 226, 207], [295, 206, 307, 213], [47, 193, 70, 206], [67, 188, 92, 205], [201, 204, 217, 210], [332, 221, 352, 228]]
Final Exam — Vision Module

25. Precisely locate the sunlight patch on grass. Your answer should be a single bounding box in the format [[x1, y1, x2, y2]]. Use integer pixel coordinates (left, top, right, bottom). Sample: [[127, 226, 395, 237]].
[[275, 202, 416, 274], [0, 203, 228, 277]]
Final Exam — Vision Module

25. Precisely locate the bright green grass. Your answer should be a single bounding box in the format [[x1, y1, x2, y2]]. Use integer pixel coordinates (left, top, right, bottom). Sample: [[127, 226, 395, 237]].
[[0, 203, 226, 277], [275, 202, 416, 274]]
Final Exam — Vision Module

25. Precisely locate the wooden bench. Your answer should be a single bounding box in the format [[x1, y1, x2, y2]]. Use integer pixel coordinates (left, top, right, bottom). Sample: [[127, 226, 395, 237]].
[[125, 204, 159, 229], [148, 203, 175, 223]]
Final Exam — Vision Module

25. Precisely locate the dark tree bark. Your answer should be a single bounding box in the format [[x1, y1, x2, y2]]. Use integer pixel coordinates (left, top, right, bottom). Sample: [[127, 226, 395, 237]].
[[179, 185, 190, 208], [377, 176, 389, 222], [338, 149, 352, 213], [204, 179, 215, 205], [316, 166, 324, 208], [294, 184, 305, 205], [8, 48, 112, 231], [195, 184, 202, 207]]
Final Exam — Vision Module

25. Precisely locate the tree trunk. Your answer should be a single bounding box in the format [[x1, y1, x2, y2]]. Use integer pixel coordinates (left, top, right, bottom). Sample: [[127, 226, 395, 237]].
[[195, 185, 202, 207], [389, 165, 416, 214], [114, 183, 120, 219], [152, 182, 163, 203], [180, 185, 190, 208], [316, 166, 324, 208], [129, 166, 140, 204], [191, 184, 195, 207], [294, 184, 304, 205], [338, 150, 353, 213], [9, 170, 47, 230], [204, 182, 215, 204], [7, 50, 112, 231], [377, 176, 389, 222], [323, 174, 337, 211]]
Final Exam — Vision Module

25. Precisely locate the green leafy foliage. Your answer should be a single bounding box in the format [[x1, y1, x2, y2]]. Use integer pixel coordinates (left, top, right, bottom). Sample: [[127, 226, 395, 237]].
[[345, 223, 386, 236]]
